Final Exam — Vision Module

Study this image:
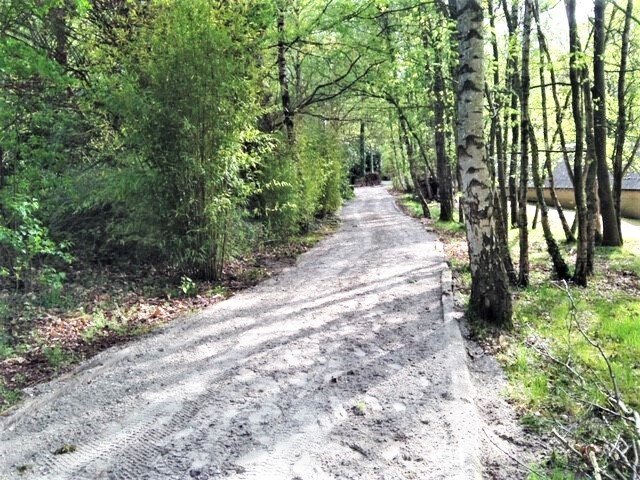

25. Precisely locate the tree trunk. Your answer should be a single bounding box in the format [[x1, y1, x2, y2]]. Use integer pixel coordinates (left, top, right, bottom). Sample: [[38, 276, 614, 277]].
[[277, 9, 294, 143], [489, 0, 509, 238], [48, 3, 69, 67], [488, 0, 509, 236], [400, 117, 431, 218], [612, 0, 633, 240], [530, 125, 571, 279], [457, 0, 512, 327], [360, 121, 366, 176], [532, 3, 575, 188], [518, 0, 531, 287], [532, 0, 575, 243], [504, 0, 520, 229], [593, 0, 622, 246], [565, 0, 589, 286], [545, 160, 575, 242], [582, 77, 598, 273], [423, 7, 454, 221], [397, 123, 411, 191], [434, 68, 454, 221]]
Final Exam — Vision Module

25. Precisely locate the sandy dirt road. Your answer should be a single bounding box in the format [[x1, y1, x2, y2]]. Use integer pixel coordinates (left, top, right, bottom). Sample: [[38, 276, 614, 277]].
[[0, 186, 484, 480]]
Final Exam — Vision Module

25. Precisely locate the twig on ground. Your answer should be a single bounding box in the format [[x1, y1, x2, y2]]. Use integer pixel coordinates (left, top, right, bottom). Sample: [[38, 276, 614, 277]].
[[482, 429, 548, 479], [587, 449, 603, 480], [550, 281, 640, 479]]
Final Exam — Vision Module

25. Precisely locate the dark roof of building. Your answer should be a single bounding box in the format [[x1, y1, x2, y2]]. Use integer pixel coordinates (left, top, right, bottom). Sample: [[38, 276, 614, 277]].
[[545, 161, 640, 191]]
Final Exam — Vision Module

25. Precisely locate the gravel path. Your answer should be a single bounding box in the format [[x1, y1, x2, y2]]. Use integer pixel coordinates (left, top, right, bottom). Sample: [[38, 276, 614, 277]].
[[0, 186, 484, 480]]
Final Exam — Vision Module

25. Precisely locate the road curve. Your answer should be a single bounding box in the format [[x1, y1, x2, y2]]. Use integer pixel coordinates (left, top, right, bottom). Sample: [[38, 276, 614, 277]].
[[0, 186, 482, 480]]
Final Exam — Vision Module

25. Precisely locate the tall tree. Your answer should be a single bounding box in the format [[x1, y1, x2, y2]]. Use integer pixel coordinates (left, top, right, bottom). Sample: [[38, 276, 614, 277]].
[[503, 0, 520, 228], [276, 5, 294, 143], [565, 0, 590, 286], [456, 0, 512, 326], [423, 5, 454, 221], [518, 0, 532, 287], [530, 124, 571, 280], [593, 0, 622, 246], [531, 0, 575, 243], [612, 0, 634, 240]]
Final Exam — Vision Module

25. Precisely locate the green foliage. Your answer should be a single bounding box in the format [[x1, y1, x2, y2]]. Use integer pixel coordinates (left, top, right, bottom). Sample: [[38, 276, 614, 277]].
[[0, 196, 72, 290], [498, 281, 640, 478], [42, 345, 74, 371], [0, 381, 21, 409], [508, 283, 640, 411], [398, 194, 424, 218], [180, 276, 197, 297], [108, 0, 265, 279], [254, 122, 348, 240]]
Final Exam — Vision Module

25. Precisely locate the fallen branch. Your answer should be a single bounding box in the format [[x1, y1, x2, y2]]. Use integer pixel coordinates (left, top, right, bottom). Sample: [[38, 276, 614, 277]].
[[482, 429, 549, 479], [548, 282, 640, 479]]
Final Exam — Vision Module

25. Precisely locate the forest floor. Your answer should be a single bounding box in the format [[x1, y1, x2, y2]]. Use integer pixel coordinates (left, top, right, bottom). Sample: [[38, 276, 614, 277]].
[[398, 193, 640, 479], [0, 220, 337, 411], [0, 185, 535, 479]]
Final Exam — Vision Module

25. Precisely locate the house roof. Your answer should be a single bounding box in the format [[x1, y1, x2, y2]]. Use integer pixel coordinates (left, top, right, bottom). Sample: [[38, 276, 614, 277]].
[[545, 161, 640, 191]]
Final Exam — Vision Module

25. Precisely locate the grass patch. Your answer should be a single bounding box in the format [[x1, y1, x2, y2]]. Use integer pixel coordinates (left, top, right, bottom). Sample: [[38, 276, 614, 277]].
[[397, 194, 466, 234], [396, 194, 640, 477], [397, 193, 424, 218], [506, 214, 639, 477]]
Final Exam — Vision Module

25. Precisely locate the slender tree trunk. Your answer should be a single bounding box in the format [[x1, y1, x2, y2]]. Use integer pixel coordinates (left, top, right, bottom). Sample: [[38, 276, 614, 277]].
[[593, 0, 622, 246], [434, 68, 454, 221], [545, 161, 575, 242], [457, 0, 512, 326], [360, 121, 366, 176], [457, 165, 465, 223], [530, 125, 571, 279], [489, 0, 509, 238], [582, 77, 598, 273], [565, 0, 589, 286], [533, 0, 575, 243], [407, 117, 436, 180], [389, 122, 407, 191], [517, 0, 532, 287], [508, 72, 520, 229], [612, 0, 633, 240], [423, 7, 454, 221], [397, 123, 411, 191], [400, 117, 431, 218], [277, 9, 294, 143], [532, 4, 575, 187], [504, 0, 520, 229], [494, 189, 518, 285]]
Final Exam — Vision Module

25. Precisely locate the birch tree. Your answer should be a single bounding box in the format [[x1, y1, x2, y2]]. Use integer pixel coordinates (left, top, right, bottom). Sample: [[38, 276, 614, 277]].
[[456, 0, 512, 326]]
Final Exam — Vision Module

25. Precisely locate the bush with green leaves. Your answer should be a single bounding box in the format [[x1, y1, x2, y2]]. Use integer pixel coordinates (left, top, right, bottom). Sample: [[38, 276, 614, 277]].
[[253, 120, 349, 240], [104, 0, 266, 279], [0, 196, 71, 291]]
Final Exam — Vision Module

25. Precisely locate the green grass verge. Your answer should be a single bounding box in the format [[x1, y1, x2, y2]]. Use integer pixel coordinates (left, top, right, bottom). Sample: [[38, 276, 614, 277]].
[[507, 213, 639, 477], [398, 193, 640, 478]]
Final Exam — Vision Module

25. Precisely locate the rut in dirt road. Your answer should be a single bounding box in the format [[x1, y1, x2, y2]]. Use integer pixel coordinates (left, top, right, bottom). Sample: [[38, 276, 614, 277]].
[[0, 186, 482, 480]]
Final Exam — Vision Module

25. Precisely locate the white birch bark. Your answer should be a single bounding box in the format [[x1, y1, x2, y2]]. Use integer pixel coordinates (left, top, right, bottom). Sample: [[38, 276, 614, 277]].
[[456, 0, 512, 326]]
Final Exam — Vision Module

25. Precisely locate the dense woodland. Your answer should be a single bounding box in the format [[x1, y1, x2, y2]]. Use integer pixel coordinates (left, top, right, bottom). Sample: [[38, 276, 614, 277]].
[[1, 0, 639, 477]]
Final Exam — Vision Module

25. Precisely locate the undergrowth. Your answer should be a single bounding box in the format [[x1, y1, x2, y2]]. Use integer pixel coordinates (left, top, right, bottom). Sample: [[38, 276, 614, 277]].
[[0, 215, 340, 412], [397, 192, 640, 479]]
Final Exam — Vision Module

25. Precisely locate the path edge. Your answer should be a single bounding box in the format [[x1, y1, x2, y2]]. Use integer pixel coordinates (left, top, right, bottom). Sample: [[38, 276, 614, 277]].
[[440, 266, 484, 480]]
